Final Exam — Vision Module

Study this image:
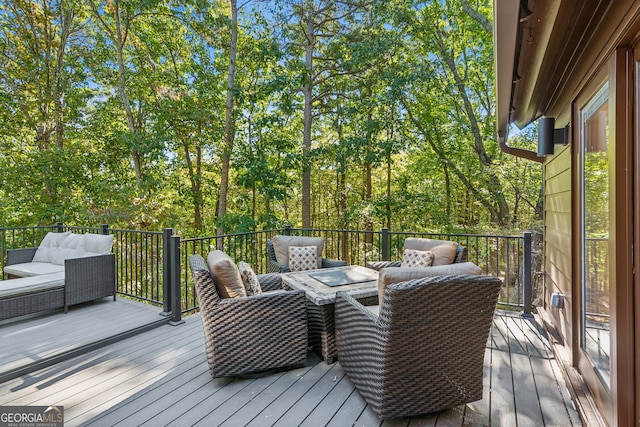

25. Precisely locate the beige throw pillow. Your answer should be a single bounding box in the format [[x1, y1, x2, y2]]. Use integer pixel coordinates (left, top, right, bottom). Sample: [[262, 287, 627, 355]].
[[237, 261, 262, 296], [404, 238, 459, 266], [206, 250, 246, 298], [377, 262, 483, 305], [272, 235, 324, 268], [401, 249, 434, 268], [288, 246, 318, 271]]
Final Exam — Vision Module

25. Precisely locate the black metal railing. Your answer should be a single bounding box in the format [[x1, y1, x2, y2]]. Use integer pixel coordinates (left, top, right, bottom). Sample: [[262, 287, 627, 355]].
[[1, 224, 538, 322], [181, 227, 537, 316]]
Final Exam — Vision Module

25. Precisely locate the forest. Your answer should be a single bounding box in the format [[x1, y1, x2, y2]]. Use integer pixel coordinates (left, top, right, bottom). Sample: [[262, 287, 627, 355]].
[[0, 0, 541, 237]]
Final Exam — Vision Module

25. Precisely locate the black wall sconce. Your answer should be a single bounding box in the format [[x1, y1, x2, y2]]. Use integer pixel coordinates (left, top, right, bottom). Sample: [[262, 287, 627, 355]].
[[538, 117, 569, 156]]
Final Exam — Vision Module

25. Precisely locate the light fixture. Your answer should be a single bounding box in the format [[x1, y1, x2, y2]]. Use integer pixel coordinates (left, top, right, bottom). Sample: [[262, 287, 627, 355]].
[[538, 117, 569, 156]]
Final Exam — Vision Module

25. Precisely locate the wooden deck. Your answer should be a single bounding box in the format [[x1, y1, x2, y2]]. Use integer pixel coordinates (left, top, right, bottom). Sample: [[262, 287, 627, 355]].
[[0, 308, 582, 426], [0, 297, 168, 383]]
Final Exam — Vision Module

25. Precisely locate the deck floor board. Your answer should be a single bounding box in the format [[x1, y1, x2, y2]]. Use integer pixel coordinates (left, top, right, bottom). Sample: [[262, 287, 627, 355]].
[[0, 309, 582, 427], [0, 297, 166, 382]]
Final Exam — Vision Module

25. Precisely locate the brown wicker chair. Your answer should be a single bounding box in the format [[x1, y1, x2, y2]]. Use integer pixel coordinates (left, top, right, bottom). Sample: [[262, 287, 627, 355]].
[[335, 274, 502, 419], [365, 238, 468, 271], [189, 254, 308, 378], [267, 239, 346, 273]]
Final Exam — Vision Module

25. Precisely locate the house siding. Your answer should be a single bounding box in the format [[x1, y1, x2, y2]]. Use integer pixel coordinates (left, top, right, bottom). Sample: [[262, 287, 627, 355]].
[[543, 145, 573, 347]]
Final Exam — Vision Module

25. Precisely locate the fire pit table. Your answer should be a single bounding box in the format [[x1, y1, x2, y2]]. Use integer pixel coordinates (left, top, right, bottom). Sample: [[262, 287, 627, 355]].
[[281, 265, 379, 363]]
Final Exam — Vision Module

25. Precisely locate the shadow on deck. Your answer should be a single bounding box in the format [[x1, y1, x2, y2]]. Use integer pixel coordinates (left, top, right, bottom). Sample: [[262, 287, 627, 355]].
[[0, 305, 581, 426], [0, 297, 168, 383]]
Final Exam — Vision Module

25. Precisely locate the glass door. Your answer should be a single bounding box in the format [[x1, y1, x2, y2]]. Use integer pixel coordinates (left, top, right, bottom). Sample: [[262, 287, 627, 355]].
[[579, 82, 611, 389]]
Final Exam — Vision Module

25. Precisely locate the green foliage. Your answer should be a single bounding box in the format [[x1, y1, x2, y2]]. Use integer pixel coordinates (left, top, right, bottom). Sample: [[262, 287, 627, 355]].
[[0, 0, 542, 235]]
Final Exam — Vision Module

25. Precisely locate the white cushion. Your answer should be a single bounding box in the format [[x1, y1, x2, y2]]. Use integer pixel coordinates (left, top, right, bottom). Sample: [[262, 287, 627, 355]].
[[4, 262, 65, 277], [50, 233, 86, 266], [0, 273, 65, 298], [32, 231, 71, 263], [84, 233, 114, 254]]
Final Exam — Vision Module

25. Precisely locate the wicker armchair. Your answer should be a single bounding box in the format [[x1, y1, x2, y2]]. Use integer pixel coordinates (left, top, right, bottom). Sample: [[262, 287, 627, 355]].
[[267, 239, 347, 273], [365, 238, 467, 271], [189, 254, 308, 378], [335, 274, 502, 419]]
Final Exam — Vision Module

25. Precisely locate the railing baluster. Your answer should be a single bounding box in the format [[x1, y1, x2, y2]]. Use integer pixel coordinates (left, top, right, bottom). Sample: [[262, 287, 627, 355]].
[[169, 235, 183, 325], [162, 228, 173, 316], [522, 232, 533, 317]]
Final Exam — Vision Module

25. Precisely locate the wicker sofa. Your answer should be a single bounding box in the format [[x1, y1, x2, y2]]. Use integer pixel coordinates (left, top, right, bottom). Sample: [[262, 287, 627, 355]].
[[335, 274, 502, 419], [1, 231, 116, 320], [189, 253, 308, 378]]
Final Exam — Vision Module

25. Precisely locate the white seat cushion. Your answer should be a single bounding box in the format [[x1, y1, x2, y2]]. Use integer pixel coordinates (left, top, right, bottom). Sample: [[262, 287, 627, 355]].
[[4, 262, 65, 277], [0, 273, 65, 298]]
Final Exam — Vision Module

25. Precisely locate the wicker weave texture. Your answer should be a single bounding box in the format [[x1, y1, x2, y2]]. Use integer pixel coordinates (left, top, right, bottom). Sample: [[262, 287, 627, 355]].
[[306, 295, 378, 363], [0, 287, 65, 320], [335, 274, 501, 419], [6, 248, 38, 265], [64, 254, 116, 310], [189, 254, 308, 378]]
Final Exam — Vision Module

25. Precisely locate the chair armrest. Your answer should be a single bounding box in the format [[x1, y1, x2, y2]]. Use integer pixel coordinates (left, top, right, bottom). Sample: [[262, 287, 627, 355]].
[[64, 254, 116, 309], [335, 291, 384, 373], [321, 258, 347, 268], [257, 272, 283, 292], [335, 291, 380, 327], [364, 260, 401, 271], [6, 248, 37, 265], [268, 258, 290, 273]]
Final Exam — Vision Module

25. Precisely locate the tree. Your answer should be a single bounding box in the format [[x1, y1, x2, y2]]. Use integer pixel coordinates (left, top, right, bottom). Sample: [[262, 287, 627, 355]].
[[0, 0, 85, 222], [215, 0, 238, 240], [282, 0, 374, 228]]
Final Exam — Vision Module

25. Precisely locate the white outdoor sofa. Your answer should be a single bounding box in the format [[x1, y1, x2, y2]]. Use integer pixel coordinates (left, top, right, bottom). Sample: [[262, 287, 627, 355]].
[[1, 231, 116, 320]]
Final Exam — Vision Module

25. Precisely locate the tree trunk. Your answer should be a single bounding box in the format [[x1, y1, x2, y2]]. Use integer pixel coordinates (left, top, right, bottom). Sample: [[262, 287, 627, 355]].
[[112, 0, 144, 188], [434, 32, 510, 226], [216, 0, 238, 244], [182, 136, 203, 233], [444, 163, 451, 229], [386, 148, 392, 230], [363, 88, 373, 243], [53, 7, 73, 148], [301, 11, 314, 228]]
